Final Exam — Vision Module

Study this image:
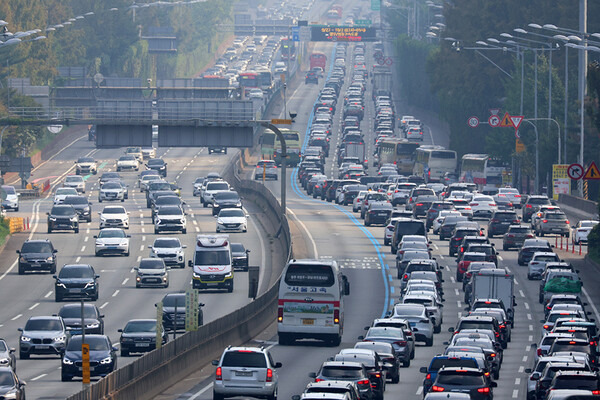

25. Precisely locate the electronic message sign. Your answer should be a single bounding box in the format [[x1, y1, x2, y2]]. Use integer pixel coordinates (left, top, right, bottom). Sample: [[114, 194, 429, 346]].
[[310, 25, 378, 42]]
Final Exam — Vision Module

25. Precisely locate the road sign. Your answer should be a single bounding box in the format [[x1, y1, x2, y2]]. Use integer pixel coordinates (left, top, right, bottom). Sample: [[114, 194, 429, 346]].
[[271, 119, 292, 125], [374, 51, 384, 61], [82, 343, 90, 384], [355, 19, 372, 25], [371, 0, 380, 11], [384, 57, 393, 66], [515, 138, 525, 153], [310, 26, 378, 42], [567, 163, 584, 180], [299, 26, 311, 41], [583, 162, 600, 180], [499, 112, 514, 128], [489, 108, 500, 116], [510, 115, 524, 131], [488, 115, 501, 127], [47, 125, 62, 134], [291, 27, 299, 42], [185, 288, 199, 332], [467, 116, 479, 128]]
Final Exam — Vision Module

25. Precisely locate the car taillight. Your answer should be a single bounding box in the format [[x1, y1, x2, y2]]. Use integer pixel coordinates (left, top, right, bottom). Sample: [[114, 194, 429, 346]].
[[543, 324, 550, 330], [491, 219, 499, 223], [416, 203, 423, 206], [513, 219, 520, 223], [334, 309, 340, 324], [490, 203, 496, 206], [315, 378, 324, 382], [471, 203, 479, 206], [526, 234, 534, 238], [543, 219, 548, 223], [425, 373, 431, 380], [547, 305, 552, 310], [403, 274, 408, 280], [278, 307, 283, 322], [477, 387, 491, 394], [526, 204, 532, 208], [507, 234, 515, 238], [592, 390, 600, 395], [357, 379, 370, 385], [216, 367, 222, 380], [431, 385, 445, 392], [394, 340, 407, 346], [565, 220, 570, 224], [266, 368, 273, 382], [499, 324, 505, 329]]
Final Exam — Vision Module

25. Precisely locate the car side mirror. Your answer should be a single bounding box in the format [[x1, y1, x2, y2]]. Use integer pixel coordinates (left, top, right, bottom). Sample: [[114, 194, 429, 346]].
[[274, 362, 282, 368], [17, 328, 23, 332], [211, 360, 219, 366], [46, 212, 49, 215], [93, 235, 98, 238], [308, 372, 316, 378], [531, 372, 541, 380], [16, 250, 20, 254], [95, 275, 100, 279], [246, 249, 251, 253], [358, 335, 365, 340], [53, 249, 58, 253], [490, 382, 497, 388], [448, 327, 455, 332], [52, 275, 57, 279], [419, 367, 428, 373], [188, 260, 193, 267]]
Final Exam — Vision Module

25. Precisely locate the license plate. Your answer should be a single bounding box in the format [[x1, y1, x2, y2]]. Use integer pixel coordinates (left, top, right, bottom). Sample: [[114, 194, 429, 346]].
[[79, 367, 95, 372], [302, 319, 315, 325], [378, 213, 387, 216], [409, 322, 416, 327], [236, 371, 253, 377], [136, 343, 150, 347], [69, 289, 81, 293], [36, 345, 49, 349], [108, 246, 118, 249]]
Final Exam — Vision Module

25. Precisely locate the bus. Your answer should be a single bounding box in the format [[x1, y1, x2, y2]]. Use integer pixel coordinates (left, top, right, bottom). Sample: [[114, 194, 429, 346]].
[[238, 71, 259, 96], [277, 259, 349, 346], [280, 38, 296, 61], [310, 52, 327, 71], [261, 128, 301, 166], [256, 68, 273, 94], [413, 146, 458, 182], [459, 154, 509, 190], [376, 138, 420, 175]]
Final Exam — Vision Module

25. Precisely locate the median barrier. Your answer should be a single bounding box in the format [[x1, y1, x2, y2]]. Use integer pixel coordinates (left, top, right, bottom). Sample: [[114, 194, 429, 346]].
[[558, 193, 598, 216]]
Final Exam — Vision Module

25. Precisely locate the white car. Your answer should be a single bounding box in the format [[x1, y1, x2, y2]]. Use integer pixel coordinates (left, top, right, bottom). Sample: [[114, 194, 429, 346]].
[[148, 237, 187, 268], [139, 174, 161, 192], [94, 228, 130, 256], [202, 180, 230, 206], [353, 190, 368, 212], [248, 89, 264, 99], [497, 187, 522, 208], [216, 208, 248, 233], [274, 61, 287, 73], [432, 210, 462, 234], [98, 181, 126, 202], [141, 148, 156, 160], [571, 220, 599, 245], [75, 157, 97, 175], [154, 206, 187, 234], [125, 146, 143, 161], [116, 155, 140, 171], [469, 195, 497, 219], [391, 183, 417, 206], [54, 187, 79, 204], [63, 175, 85, 193], [99, 206, 130, 229], [1, 185, 19, 211]]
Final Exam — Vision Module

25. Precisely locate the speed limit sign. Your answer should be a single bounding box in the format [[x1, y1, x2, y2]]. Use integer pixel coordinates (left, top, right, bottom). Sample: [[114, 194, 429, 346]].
[[467, 116, 479, 128]]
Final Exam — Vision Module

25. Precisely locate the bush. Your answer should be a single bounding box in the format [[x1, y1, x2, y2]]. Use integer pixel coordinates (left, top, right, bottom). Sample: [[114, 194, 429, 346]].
[[0, 217, 9, 247], [588, 224, 600, 263]]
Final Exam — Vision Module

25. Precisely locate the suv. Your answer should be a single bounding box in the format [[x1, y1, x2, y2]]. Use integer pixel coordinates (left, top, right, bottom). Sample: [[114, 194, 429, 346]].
[[306, 71, 319, 84], [522, 195, 551, 222], [390, 218, 426, 254], [18, 316, 67, 359], [53, 264, 99, 301], [160, 292, 204, 331], [309, 361, 373, 400], [425, 201, 456, 229], [154, 205, 187, 234], [17, 239, 57, 274], [47, 204, 79, 233], [535, 211, 570, 237], [518, 239, 553, 266], [118, 319, 168, 356], [202, 180, 230, 207], [502, 225, 534, 250], [487, 210, 520, 237], [62, 195, 93, 222], [212, 346, 282, 400], [148, 237, 187, 268]]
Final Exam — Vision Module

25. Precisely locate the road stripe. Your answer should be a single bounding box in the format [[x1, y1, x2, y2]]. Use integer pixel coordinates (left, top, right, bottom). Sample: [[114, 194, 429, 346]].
[[29, 302, 40, 310], [11, 314, 22, 321], [45, 291, 53, 298], [122, 278, 129, 285], [512, 390, 519, 398], [76, 256, 81, 263], [112, 289, 120, 297], [81, 246, 86, 252], [524, 302, 530, 310], [31, 373, 47, 381], [99, 302, 109, 309]]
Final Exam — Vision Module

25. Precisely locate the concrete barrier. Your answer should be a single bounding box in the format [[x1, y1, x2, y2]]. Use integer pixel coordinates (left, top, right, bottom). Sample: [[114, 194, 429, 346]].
[[558, 193, 598, 216]]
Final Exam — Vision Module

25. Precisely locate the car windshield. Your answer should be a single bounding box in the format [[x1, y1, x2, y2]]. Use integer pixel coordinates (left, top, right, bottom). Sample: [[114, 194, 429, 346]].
[[103, 207, 126, 214], [509, 227, 530, 233], [436, 372, 485, 385], [529, 197, 550, 205], [162, 295, 186, 307], [0, 341, 6, 352], [65, 176, 83, 183], [230, 243, 245, 252], [56, 188, 77, 195], [148, 159, 165, 166], [535, 255, 559, 262], [546, 213, 566, 220], [124, 320, 156, 333], [63, 196, 87, 205], [98, 230, 125, 238], [59, 267, 93, 279], [355, 342, 391, 354], [215, 192, 239, 200], [59, 306, 96, 319], [78, 157, 94, 163], [157, 207, 182, 215], [581, 221, 598, 228], [143, 175, 159, 181], [21, 242, 52, 253], [51, 206, 75, 215], [102, 182, 121, 190], [194, 250, 230, 266], [120, 155, 135, 161], [150, 183, 171, 190], [25, 319, 62, 331], [67, 336, 108, 351], [0, 370, 15, 386], [139, 259, 165, 269], [367, 327, 403, 338], [553, 377, 598, 389], [322, 366, 363, 378], [208, 183, 229, 191], [430, 358, 479, 371], [154, 238, 180, 248], [219, 209, 244, 218], [156, 197, 180, 205], [102, 173, 119, 180]]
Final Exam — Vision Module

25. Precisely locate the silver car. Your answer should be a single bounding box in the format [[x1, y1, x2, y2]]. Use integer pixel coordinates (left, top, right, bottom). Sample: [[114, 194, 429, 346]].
[[63, 175, 85, 193], [98, 181, 126, 202], [148, 237, 187, 268], [401, 293, 443, 333], [94, 228, 130, 256], [18, 316, 67, 359], [135, 258, 169, 288], [0, 339, 16, 371], [390, 303, 434, 346], [212, 346, 281, 400], [527, 252, 561, 280]]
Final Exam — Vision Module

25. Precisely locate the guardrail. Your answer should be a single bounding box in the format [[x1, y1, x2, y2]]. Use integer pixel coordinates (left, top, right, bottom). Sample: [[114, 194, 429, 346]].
[[558, 193, 599, 217]]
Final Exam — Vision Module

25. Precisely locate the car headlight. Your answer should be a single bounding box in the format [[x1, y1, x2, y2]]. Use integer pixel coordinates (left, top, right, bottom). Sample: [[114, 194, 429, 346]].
[[100, 356, 113, 364], [71, 217, 78, 222], [192, 272, 201, 278], [96, 241, 104, 246], [49, 217, 57, 221], [85, 323, 99, 329], [101, 216, 107, 221], [0, 357, 10, 365], [20, 336, 31, 342], [62, 357, 74, 365], [3, 388, 19, 399], [19, 256, 26, 262], [236, 202, 242, 207], [225, 271, 233, 278], [121, 337, 133, 343], [53, 335, 67, 343], [56, 282, 67, 288], [217, 219, 224, 224], [84, 282, 95, 289], [121, 240, 129, 246]]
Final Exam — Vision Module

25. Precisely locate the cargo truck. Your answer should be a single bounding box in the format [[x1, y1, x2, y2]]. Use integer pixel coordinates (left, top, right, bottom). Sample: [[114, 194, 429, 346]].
[[470, 268, 515, 323]]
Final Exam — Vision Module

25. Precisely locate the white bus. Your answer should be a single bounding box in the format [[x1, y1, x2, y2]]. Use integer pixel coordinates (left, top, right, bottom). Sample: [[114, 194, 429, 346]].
[[460, 154, 508, 190], [278, 259, 349, 346], [412, 146, 457, 182]]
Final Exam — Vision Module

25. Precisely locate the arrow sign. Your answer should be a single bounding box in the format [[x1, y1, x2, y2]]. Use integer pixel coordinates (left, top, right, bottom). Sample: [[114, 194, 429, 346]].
[[510, 115, 524, 131], [488, 115, 501, 127], [567, 163, 584, 180]]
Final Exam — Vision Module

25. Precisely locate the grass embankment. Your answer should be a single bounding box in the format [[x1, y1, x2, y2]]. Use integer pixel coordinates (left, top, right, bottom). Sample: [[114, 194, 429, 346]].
[[0, 218, 10, 247]]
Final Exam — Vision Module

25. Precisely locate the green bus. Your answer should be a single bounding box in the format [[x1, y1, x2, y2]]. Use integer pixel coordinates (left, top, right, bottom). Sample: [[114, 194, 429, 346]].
[[261, 129, 301, 166]]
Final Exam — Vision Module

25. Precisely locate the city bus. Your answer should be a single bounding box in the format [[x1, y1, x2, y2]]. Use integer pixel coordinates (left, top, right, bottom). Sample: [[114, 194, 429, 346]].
[[459, 154, 508, 190], [277, 259, 349, 346], [310, 52, 327, 71], [376, 138, 420, 175], [256, 68, 274, 94], [261, 128, 301, 165], [413, 146, 458, 182], [280, 38, 296, 61], [238, 71, 259, 96]]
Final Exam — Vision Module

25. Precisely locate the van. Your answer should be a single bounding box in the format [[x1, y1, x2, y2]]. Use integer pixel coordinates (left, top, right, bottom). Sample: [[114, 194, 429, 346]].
[[278, 259, 350, 346], [188, 235, 233, 292]]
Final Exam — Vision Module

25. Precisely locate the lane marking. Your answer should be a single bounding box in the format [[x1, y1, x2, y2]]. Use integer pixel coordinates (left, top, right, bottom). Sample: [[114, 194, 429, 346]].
[[99, 302, 109, 309], [81, 246, 86, 252], [11, 314, 22, 321], [122, 278, 129, 285], [524, 302, 530, 310], [31, 373, 47, 381], [112, 290, 120, 297], [512, 390, 519, 398], [519, 290, 525, 298], [286, 207, 319, 258], [76, 256, 81, 263], [45, 291, 53, 298], [29, 302, 40, 310]]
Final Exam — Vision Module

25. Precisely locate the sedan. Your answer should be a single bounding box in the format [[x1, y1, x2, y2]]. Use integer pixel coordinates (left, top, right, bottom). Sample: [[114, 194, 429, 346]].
[[98, 181, 126, 202], [211, 191, 242, 216], [116, 155, 139, 171], [216, 208, 249, 233], [61, 335, 117, 381], [359, 326, 411, 367], [0, 339, 16, 371], [0, 367, 25, 399], [54, 187, 78, 204], [231, 242, 250, 271], [429, 367, 495, 400], [58, 303, 104, 335], [255, 160, 278, 180], [99, 206, 129, 229], [94, 228, 130, 256], [469, 196, 498, 219], [63, 175, 86, 193], [146, 158, 167, 177], [118, 319, 168, 356]]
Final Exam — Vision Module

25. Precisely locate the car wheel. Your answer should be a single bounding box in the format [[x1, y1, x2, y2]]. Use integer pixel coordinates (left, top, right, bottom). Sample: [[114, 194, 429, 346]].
[[503, 244, 508, 251], [425, 337, 433, 346], [434, 325, 441, 334], [527, 274, 532, 280], [15, 206, 18, 212], [203, 202, 208, 208], [365, 219, 370, 226], [121, 198, 124, 202], [493, 370, 500, 380], [384, 239, 389, 246], [402, 359, 410, 367], [61, 371, 72, 382], [330, 335, 341, 346], [50, 265, 56, 274], [92, 293, 98, 301], [18, 264, 25, 275], [392, 373, 400, 384], [47, 226, 52, 233], [154, 227, 159, 234], [213, 390, 225, 400], [55, 293, 62, 302], [227, 282, 233, 293], [99, 199, 103, 203], [74, 227, 79, 233], [182, 228, 187, 234], [121, 349, 129, 357]]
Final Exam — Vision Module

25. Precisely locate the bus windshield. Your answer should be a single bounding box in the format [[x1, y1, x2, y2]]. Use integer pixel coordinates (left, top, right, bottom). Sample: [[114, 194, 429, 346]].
[[284, 264, 335, 287]]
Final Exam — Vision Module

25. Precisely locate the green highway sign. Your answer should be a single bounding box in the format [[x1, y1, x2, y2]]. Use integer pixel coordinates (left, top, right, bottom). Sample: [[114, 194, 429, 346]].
[[354, 20, 372, 26]]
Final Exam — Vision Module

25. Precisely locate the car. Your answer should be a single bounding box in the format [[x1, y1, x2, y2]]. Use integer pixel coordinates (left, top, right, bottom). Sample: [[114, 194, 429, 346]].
[[75, 157, 97, 175], [429, 367, 496, 400], [154, 205, 187, 234], [426, 201, 456, 229], [255, 160, 278, 180], [118, 319, 168, 356], [202, 180, 230, 206], [146, 158, 168, 177], [216, 208, 249, 233], [116, 154, 140, 171], [358, 326, 411, 369], [497, 187, 522, 208], [401, 293, 443, 333], [522, 195, 552, 222], [54, 264, 99, 301], [248, 88, 264, 99], [420, 355, 484, 395], [53, 187, 79, 204], [309, 361, 374, 400], [18, 316, 67, 359], [135, 258, 169, 288], [0, 339, 16, 372], [141, 147, 156, 159], [139, 173, 161, 192], [146, 181, 174, 207], [212, 346, 281, 400], [535, 210, 570, 237], [439, 215, 469, 240], [302, 381, 361, 400], [99, 205, 130, 229], [148, 237, 187, 268], [160, 292, 204, 331], [487, 210, 520, 237], [47, 204, 79, 233], [469, 195, 497, 219], [212, 191, 242, 216], [98, 181, 126, 202], [63, 175, 86, 193], [61, 334, 117, 381], [306, 71, 319, 84], [572, 220, 599, 245], [208, 146, 227, 154], [58, 303, 104, 335], [94, 228, 130, 256], [151, 195, 184, 223], [99, 171, 121, 186], [389, 303, 434, 346], [125, 146, 143, 161], [231, 242, 250, 271], [364, 202, 393, 226], [502, 224, 535, 250], [17, 239, 57, 274], [535, 362, 594, 399], [527, 252, 561, 280], [518, 238, 553, 265], [62, 195, 93, 222], [353, 341, 400, 384]]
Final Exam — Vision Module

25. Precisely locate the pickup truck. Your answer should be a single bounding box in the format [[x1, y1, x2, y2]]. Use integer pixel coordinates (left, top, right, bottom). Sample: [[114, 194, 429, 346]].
[[538, 269, 582, 304]]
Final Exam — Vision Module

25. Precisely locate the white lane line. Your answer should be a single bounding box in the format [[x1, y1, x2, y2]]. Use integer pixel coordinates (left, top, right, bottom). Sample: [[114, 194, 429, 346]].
[[529, 335, 533, 342], [11, 314, 22, 321], [529, 325, 533, 331], [514, 279, 519, 285], [76, 256, 81, 263], [142, 235, 146, 242], [195, 226, 200, 232], [122, 278, 129, 285], [29, 302, 40, 310], [457, 300, 462, 308], [45, 291, 53, 298], [512, 390, 519, 398], [526, 345, 531, 352], [582, 287, 600, 323], [522, 355, 528, 362], [498, 255, 503, 261], [524, 302, 530, 310], [454, 288, 459, 296], [112, 289, 120, 297], [445, 265, 450, 272], [450, 276, 456, 283], [193, 220, 198, 225], [519, 290, 525, 298], [439, 255, 444, 260], [141, 220, 145, 226], [141, 227, 145, 233], [287, 207, 319, 258], [86, 228, 90, 234], [416, 386, 423, 395], [527, 313, 532, 320], [99, 302, 109, 309], [31, 373, 47, 381], [515, 378, 521, 385], [432, 244, 438, 250], [137, 256, 142, 262], [519, 366, 524, 373], [140, 245, 144, 251], [81, 246, 86, 252], [84, 236, 89, 242]]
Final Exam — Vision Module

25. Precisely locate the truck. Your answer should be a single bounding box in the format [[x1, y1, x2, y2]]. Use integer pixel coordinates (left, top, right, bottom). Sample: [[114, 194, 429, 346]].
[[538, 269, 582, 305], [341, 142, 367, 167], [470, 268, 515, 323], [372, 67, 393, 100]]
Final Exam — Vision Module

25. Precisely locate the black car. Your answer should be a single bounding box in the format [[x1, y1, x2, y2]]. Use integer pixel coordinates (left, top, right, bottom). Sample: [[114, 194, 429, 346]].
[[17, 239, 57, 274], [62, 195, 93, 222], [439, 215, 469, 240], [364, 202, 393, 226], [231, 243, 250, 271], [0, 367, 25, 399], [518, 244, 553, 265], [61, 335, 117, 381], [58, 303, 104, 335], [99, 172, 121, 186], [146, 158, 167, 177], [54, 264, 99, 302], [146, 181, 172, 207], [449, 228, 481, 257], [309, 361, 374, 400], [211, 191, 242, 216], [305, 71, 319, 84], [208, 146, 227, 154], [430, 367, 495, 400], [151, 195, 184, 223], [47, 204, 79, 233], [160, 293, 204, 331], [412, 195, 440, 218], [522, 195, 551, 222], [487, 210, 520, 237], [118, 319, 168, 356]]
